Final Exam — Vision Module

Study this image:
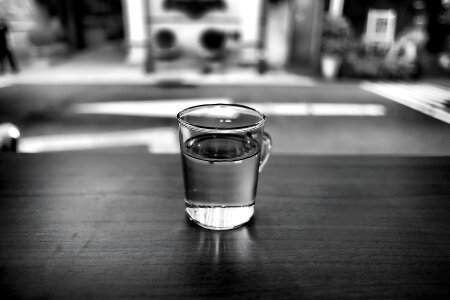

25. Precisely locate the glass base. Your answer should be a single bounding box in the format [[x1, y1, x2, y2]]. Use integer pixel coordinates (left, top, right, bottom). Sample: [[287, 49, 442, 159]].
[[185, 202, 254, 230]]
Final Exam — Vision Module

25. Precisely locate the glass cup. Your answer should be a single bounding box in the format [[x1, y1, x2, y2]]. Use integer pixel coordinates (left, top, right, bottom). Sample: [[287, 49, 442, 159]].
[[177, 104, 272, 230]]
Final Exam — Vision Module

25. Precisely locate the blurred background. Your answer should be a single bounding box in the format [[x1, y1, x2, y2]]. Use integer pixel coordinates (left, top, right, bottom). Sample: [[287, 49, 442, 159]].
[[0, 0, 449, 155]]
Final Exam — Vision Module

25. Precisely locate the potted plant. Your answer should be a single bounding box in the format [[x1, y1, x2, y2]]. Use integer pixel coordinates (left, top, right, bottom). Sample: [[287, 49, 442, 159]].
[[321, 15, 352, 80]]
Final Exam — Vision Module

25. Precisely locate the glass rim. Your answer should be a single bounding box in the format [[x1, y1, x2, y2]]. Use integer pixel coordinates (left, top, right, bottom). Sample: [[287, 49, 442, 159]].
[[177, 103, 266, 133]]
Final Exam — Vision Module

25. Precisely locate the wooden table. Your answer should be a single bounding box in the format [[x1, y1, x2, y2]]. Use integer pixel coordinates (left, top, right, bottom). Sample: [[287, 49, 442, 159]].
[[1, 154, 449, 299]]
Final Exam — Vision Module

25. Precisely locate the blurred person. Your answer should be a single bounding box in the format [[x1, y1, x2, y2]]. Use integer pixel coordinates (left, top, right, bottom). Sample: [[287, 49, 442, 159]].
[[438, 37, 450, 74], [385, 25, 428, 79], [0, 17, 19, 74]]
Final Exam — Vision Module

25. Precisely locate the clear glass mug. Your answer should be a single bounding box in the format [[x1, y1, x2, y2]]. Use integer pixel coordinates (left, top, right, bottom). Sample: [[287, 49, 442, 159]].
[[177, 104, 272, 230]]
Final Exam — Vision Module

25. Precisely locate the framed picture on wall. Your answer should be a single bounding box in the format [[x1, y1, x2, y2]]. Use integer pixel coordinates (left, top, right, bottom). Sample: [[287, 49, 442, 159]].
[[364, 9, 397, 45]]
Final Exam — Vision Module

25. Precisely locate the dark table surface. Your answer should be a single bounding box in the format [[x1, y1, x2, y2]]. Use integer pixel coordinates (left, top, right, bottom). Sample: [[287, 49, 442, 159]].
[[1, 154, 450, 299]]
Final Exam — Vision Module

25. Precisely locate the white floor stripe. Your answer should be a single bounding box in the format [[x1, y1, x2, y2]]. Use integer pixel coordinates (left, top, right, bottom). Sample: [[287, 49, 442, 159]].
[[361, 82, 450, 125], [73, 98, 233, 117], [381, 85, 446, 109], [19, 128, 179, 153], [396, 84, 449, 108], [417, 85, 450, 105], [0, 79, 13, 89], [73, 100, 386, 117]]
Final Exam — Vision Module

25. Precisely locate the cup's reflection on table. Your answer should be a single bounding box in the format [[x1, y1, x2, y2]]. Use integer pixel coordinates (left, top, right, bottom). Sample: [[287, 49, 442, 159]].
[[177, 104, 272, 230]]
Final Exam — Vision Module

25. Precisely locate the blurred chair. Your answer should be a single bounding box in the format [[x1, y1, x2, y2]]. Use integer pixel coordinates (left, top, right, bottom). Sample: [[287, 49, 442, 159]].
[[199, 29, 230, 73], [0, 123, 20, 152], [153, 28, 182, 60]]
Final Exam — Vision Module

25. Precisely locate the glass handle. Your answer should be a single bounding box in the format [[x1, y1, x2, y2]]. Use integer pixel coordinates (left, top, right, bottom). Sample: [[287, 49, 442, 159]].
[[259, 132, 272, 173]]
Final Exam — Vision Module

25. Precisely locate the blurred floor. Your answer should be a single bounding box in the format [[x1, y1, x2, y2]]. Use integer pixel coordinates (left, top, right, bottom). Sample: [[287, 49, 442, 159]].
[[1, 44, 449, 155], [0, 81, 449, 155]]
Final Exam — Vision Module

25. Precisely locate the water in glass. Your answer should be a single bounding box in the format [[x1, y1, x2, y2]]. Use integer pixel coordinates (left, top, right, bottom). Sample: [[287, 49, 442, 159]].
[[182, 133, 260, 230]]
